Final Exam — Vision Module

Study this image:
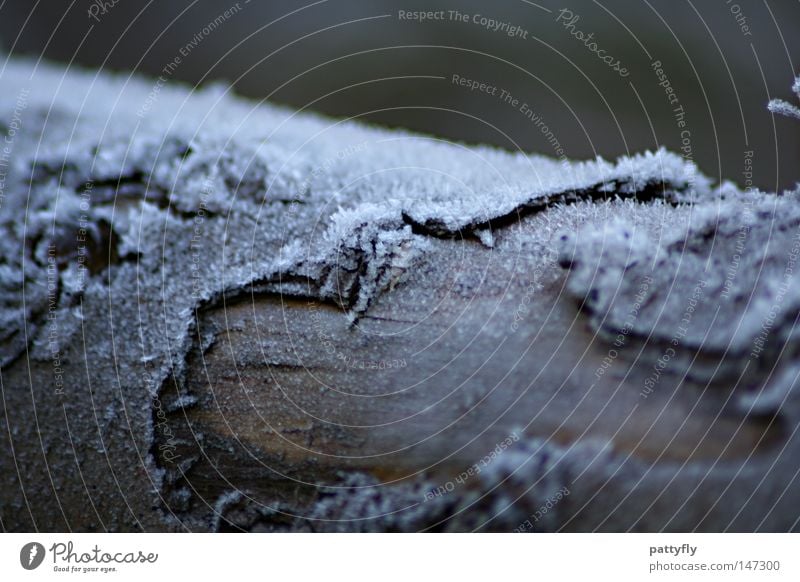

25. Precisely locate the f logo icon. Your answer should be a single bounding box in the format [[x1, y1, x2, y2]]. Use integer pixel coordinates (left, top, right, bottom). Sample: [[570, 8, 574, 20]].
[[20, 542, 45, 570]]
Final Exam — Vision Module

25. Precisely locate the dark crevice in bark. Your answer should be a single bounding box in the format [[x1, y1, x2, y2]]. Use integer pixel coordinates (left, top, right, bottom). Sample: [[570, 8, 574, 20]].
[[402, 180, 685, 239]]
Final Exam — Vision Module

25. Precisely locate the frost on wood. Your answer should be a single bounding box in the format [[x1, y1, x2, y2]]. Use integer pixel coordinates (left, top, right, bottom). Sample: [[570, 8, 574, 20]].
[[1, 58, 799, 532], [0, 57, 709, 374], [557, 189, 800, 417], [768, 76, 800, 120]]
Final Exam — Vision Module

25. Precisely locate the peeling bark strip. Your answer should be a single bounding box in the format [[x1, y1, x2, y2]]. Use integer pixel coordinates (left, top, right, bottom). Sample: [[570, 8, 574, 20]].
[[0, 58, 798, 532]]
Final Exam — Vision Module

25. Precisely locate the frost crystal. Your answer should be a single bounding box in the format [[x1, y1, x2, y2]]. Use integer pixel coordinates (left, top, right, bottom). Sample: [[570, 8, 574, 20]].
[[768, 75, 800, 120]]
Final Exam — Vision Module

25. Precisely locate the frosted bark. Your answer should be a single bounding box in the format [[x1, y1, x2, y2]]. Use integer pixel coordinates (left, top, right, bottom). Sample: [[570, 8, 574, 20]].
[[1, 58, 798, 532]]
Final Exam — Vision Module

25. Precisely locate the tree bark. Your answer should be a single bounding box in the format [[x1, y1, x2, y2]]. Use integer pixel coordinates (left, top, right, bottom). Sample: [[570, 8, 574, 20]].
[[1, 58, 798, 532]]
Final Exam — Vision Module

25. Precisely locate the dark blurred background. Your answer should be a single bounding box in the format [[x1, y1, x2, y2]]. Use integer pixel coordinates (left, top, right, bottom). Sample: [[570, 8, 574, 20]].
[[2, 0, 799, 191]]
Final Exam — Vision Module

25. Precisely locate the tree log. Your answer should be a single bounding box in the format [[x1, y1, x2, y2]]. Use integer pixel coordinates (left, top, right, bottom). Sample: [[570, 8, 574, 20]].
[[1, 58, 799, 532]]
